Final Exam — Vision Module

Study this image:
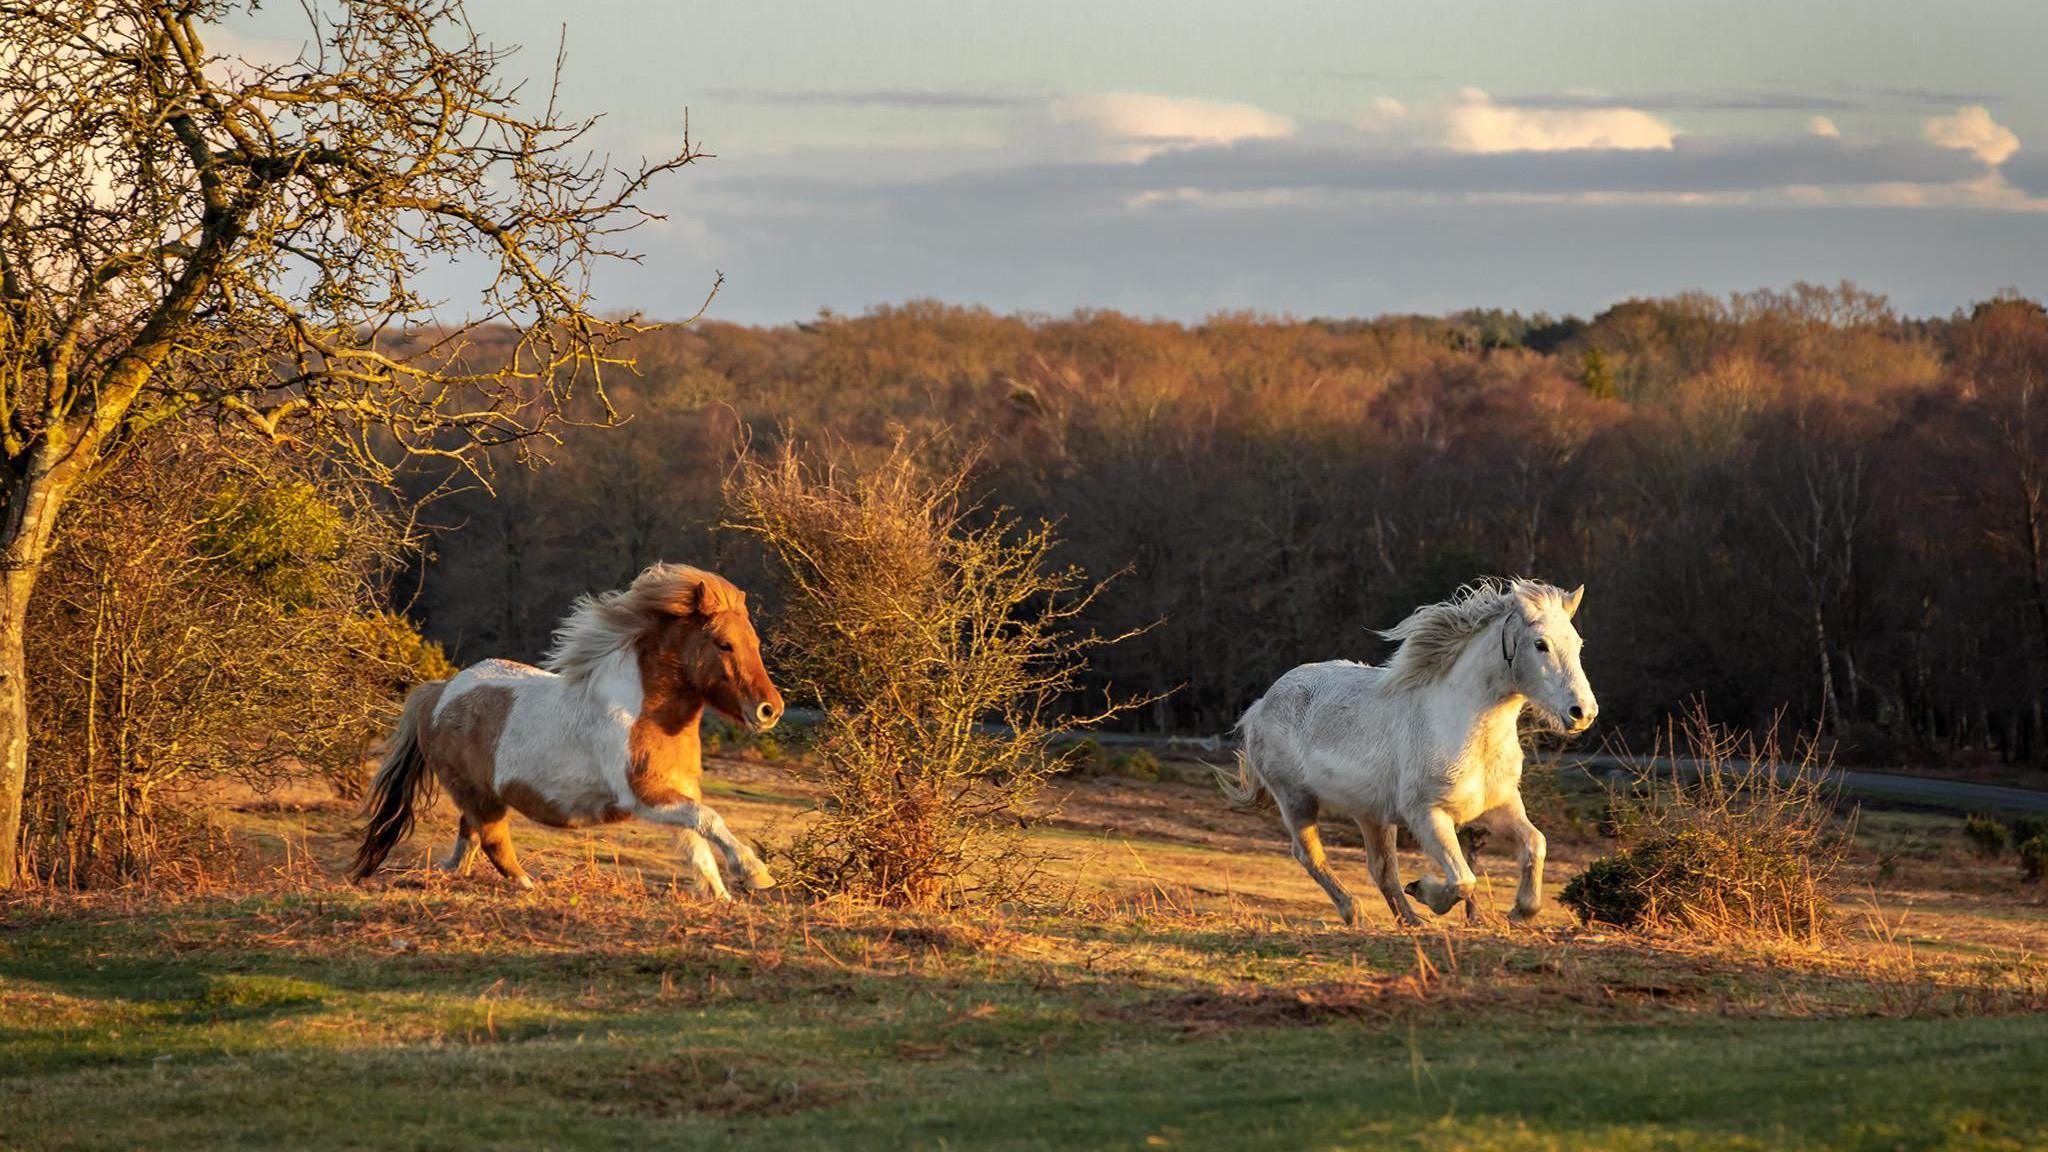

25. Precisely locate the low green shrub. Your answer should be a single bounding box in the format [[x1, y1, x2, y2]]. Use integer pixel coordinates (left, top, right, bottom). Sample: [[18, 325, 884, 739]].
[[2020, 835, 2048, 884], [1964, 815, 2012, 859], [1109, 749, 1161, 782], [1062, 737, 1105, 776]]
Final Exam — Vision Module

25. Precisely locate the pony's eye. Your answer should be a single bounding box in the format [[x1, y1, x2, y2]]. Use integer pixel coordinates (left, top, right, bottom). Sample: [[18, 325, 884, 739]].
[[715, 639, 735, 653], [1534, 639, 1550, 654]]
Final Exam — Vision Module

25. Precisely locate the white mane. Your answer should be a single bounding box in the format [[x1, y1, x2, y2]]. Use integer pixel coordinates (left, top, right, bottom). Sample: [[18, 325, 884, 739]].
[[1377, 578, 1566, 692], [542, 563, 737, 682]]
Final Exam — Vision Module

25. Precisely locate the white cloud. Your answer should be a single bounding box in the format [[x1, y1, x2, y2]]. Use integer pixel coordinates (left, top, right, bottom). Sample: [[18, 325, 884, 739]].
[[1442, 88, 1677, 153], [1923, 105, 2019, 166], [1050, 93, 1293, 162], [1809, 116, 1841, 139]]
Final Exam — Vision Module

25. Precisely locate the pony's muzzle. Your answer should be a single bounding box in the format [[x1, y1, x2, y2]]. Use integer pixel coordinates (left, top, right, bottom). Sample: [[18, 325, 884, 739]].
[[1566, 700, 1599, 734]]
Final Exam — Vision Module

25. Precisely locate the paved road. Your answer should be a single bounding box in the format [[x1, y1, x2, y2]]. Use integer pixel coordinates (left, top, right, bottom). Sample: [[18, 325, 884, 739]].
[[1554, 753, 2048, 814], [783, 708, 2048, 814]]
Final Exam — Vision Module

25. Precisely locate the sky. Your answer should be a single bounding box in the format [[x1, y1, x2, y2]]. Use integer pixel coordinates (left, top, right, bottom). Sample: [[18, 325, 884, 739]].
[[235, 1, 2048, 325]]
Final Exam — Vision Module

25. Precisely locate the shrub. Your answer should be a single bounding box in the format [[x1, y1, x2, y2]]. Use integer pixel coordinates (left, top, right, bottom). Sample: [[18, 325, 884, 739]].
[[726, 438, 1143, 907], [1964, 815, 2013, 859], [1061, 737, 1104, 776], [2020, 836, 2048, 884], [21, 431, 419, 886], [1560, 705, 1846, 939], [1109, 749, 1161, 782], [2010, 816, 2048, 847]]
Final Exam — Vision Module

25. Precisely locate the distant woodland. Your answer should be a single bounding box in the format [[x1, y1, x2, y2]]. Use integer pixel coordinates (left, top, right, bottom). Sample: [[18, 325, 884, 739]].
[[406, 285, 2048, 767]]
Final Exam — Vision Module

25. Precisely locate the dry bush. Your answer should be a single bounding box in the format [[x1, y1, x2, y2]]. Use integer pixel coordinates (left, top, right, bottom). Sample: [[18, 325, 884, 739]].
[[1561, 704, 1847, 939], [726, 438, 1143, 907], [19, 430, 440, 887]]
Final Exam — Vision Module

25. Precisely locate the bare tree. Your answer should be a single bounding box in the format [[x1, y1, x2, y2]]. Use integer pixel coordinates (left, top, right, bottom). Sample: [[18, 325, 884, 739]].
[[0, 0, 711, 884]]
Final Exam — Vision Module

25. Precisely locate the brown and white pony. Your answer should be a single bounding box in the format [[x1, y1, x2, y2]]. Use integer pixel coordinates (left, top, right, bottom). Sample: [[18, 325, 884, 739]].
[[349, 563, 785, 898]]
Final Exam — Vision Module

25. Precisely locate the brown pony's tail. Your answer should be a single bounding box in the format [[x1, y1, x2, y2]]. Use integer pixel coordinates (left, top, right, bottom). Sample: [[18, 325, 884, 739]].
[[349, 681, 446, 883]]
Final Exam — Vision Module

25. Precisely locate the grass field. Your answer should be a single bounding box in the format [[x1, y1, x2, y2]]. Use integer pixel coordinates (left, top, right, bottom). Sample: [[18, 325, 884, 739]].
[[5, 756, 2047, 1150]]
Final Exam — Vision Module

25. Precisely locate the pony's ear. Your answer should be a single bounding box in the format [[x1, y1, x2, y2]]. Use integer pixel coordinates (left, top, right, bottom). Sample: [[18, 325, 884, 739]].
[[690, 579, 737, 618], [1562, 585, 1584, 619]]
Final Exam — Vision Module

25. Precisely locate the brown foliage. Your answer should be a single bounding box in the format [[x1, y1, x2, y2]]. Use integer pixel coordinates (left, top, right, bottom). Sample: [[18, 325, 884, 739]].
[[20, 430, 431, 886], [726, 438, 1142, 906], [409, 286, 2048, 769], [1562, 704, 1848, 939]]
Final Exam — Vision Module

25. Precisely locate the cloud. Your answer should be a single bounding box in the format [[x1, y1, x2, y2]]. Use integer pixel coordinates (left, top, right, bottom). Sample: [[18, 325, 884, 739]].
[[1048, 93, 1293, 161], [1442, 88, 1677, 153], [707, 87, 1030, 110], [1498, 89, 1856, 113], [1923, 105, 2019, 166], [1493, 86, 2003, 114], [607, 185, 2048, 326], [1809, 117, 1841, 139], [1854, 85, 2003, 108]]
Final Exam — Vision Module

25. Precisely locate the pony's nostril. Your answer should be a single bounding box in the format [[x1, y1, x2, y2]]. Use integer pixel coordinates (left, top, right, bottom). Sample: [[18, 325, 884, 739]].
[[1569, 705, 1585, 722], [756, 702, 777, 723]]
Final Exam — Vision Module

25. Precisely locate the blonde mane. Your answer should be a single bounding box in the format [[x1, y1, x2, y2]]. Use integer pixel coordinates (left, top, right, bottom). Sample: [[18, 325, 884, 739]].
[[1377, 578, 1567, 692], [542, 563, 743, 681]]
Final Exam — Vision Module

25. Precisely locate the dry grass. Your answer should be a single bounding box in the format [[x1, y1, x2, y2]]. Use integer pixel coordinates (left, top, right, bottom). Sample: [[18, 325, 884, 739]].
[[1562, 706, 1847, 940]]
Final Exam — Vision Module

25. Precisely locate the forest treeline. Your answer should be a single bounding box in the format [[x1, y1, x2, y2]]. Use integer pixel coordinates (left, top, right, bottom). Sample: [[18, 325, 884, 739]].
[[407, 283, 2048, 768]]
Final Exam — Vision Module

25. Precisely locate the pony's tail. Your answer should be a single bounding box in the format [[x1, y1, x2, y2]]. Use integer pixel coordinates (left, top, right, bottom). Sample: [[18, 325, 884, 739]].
[[349, 681, 446, 883], [1213, 697, 1269, 809]]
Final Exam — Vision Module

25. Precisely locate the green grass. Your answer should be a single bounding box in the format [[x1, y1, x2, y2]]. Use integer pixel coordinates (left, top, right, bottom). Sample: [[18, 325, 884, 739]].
[[5, 771, 2047, 1150], [5, 885, 2046, 1151]]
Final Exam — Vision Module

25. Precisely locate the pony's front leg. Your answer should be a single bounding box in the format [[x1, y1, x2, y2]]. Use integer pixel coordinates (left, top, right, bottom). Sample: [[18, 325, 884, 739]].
[[676, 828, 732, 901], [1482, 797, 1546, 922], [642, 801, 776, 891], [1404, 807, 1480, 920]]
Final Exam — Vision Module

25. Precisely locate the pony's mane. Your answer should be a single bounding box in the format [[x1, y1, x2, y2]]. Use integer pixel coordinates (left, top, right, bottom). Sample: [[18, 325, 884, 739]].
[[542, 563, 742, 681], [1377, 578, 1568, 692]]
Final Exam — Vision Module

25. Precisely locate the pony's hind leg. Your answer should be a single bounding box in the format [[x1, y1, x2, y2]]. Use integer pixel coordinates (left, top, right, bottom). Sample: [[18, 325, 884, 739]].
[[1274, 789, 1358, 926], [437, 815, 478, 874], [474, 815, 537, 891], [1404, 806, 1480, 921], [1356, 816, 1425, 927]]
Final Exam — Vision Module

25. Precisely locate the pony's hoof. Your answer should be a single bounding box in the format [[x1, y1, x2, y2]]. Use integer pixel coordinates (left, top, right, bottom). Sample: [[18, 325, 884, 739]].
[[1508, 904, 1541, 924], [1406, 879, 1464, 918], [744, 869, 778, 892]]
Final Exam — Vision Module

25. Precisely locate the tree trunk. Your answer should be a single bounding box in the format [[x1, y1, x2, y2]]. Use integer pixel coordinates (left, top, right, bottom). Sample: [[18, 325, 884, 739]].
[[0, 460, 75, 887], [0, 569, 31, 888]]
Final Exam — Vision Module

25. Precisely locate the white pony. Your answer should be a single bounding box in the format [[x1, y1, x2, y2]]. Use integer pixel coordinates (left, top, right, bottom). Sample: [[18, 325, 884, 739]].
[[1218, 580, 1597, 927]]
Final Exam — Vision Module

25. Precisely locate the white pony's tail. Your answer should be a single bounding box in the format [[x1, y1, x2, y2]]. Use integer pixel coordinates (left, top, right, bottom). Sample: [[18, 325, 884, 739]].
[[1213, 698, 1269, 809]]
